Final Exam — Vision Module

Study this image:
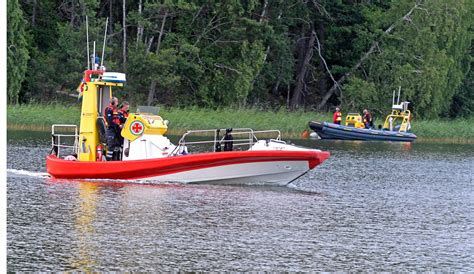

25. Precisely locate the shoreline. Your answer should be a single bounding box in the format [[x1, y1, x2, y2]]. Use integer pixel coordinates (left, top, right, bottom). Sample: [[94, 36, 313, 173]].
[[7, 104, 474, 144], [7, 123, 474, 145]]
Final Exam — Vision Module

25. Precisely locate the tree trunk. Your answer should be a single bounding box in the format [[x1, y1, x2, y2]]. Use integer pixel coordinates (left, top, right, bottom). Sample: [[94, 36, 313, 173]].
[[313, 24, 343, 111], [251, 0, 272, 87], [291, 28, 316, 109], [156, 10, 168, 54], [31, 0, 37, 27], [109, 0, 113, 33], [122, 0, 127, 68], [316, 22, 327, 102], [319, 2, 421, 110], [147, 80, 157, 105], [272, 79, 280, 95], [286, 84, 290, 108], [146, 36, 155, 53], [260, 0, 268, 22], [137, 0, 143, 43], [70, 0, 75, 26]]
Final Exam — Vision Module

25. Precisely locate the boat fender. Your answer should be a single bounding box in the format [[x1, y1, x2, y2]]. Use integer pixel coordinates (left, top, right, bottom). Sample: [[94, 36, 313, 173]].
[[301, 130, 310, 139], [64, 155, 77, 161], [179, 146, 188, 155]]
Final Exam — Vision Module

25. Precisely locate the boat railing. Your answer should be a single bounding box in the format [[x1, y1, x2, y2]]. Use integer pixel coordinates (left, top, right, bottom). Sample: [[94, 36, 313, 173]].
[[172, 128, 281, 155], [51, 124, 79, 158]]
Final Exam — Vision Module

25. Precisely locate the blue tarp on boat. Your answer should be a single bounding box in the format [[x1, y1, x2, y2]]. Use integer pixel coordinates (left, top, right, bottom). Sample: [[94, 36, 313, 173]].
[[309, 121, 417, 142]]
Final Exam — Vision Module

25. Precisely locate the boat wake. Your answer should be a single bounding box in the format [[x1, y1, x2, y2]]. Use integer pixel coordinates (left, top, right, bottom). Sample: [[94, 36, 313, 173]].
[[7, 169, 51, 179], [286, 183, 325, 195]]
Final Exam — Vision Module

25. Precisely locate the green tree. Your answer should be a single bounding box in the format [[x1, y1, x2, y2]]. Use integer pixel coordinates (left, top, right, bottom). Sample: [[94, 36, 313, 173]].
[[10, 0, 474, 119], [451, 39, 474, 117], [7, 0, 30, 104], [340, 0, 473, 118]]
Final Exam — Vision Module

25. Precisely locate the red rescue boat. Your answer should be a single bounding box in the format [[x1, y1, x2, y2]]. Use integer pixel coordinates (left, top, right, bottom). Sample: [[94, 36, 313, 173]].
[[47, 148, 329, 185], [46, 64, 330, 185]]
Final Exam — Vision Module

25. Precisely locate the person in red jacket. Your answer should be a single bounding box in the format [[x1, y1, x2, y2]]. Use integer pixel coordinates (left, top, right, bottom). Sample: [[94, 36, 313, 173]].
[[117, 101, 130, 147], [333, 107, 342, 125], [118, 101, 129, 124], [104, 97, 121, 161]]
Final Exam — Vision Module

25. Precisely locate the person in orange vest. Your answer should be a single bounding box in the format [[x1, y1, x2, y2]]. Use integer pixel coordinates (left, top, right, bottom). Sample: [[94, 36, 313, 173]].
[[117, 101, 130, 148], [118, 101, 130, 124], [104, 97, 121, 161], [333, 107, 342, 125]]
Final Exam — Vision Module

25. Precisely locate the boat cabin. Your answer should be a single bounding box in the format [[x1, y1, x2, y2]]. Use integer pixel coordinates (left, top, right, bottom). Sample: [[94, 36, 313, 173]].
[[52, 70, 175, 162], [76, 70, 126, 161]]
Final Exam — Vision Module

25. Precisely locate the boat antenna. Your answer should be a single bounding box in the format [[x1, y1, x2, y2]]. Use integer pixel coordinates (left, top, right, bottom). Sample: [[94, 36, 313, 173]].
[[392, 89, 395, 106], [93, 41, 96, 70], [86, 16, 90, 70], [100, 17, 109, 69], [397, 86, 401, 105]]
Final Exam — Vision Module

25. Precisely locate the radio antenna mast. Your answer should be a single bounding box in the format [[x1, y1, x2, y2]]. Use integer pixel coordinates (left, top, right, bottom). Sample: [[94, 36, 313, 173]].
[[86, 16, 90, 70], [93, 41, 96, 70], [100, 17, 109, 69], [397, 86, 401, 105]]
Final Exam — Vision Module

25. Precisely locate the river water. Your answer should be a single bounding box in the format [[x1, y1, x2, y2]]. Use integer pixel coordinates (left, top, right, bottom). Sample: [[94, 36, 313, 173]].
[[6, 130, 474, 271]]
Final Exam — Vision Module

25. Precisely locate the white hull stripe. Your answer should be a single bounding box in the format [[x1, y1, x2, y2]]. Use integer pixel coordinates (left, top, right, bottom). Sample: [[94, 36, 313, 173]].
[[141, 160, 310, 185]]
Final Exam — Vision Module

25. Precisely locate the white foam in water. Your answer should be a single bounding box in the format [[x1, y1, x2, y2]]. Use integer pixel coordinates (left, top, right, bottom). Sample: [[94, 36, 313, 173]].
[[286, 182, 323, 194], [50, 177, 178, 185], [6, 170, 303, 188], [6, 169, 181, 185], [7, 169, 50, 178]]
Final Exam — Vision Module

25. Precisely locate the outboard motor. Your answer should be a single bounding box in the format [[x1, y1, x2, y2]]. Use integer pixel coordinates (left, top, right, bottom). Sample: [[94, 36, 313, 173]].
[[223, 128, 233, 151]]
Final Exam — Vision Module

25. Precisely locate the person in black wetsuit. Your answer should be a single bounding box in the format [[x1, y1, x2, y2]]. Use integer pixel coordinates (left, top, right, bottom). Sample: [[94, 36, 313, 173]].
[[363, 109, 373, 129]]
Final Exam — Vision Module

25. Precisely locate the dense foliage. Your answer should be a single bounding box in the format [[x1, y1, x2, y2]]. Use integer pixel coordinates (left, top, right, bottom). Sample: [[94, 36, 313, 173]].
[[8, 0, 474, 118], [7, 0, 30, 104]]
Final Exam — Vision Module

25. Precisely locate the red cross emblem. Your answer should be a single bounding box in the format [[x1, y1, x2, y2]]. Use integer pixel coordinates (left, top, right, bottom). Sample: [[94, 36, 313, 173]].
[[130, 121, 144, 135]]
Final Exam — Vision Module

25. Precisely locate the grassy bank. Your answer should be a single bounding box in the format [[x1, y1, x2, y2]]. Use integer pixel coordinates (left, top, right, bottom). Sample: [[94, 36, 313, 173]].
[[7, 104, 331, 137], [7, 104, 474, 142]]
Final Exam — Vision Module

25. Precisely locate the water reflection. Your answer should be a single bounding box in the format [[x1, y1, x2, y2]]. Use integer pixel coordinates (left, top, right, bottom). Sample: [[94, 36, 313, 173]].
[[71, 181, 99, 270], [402, 142, 412, 151]]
